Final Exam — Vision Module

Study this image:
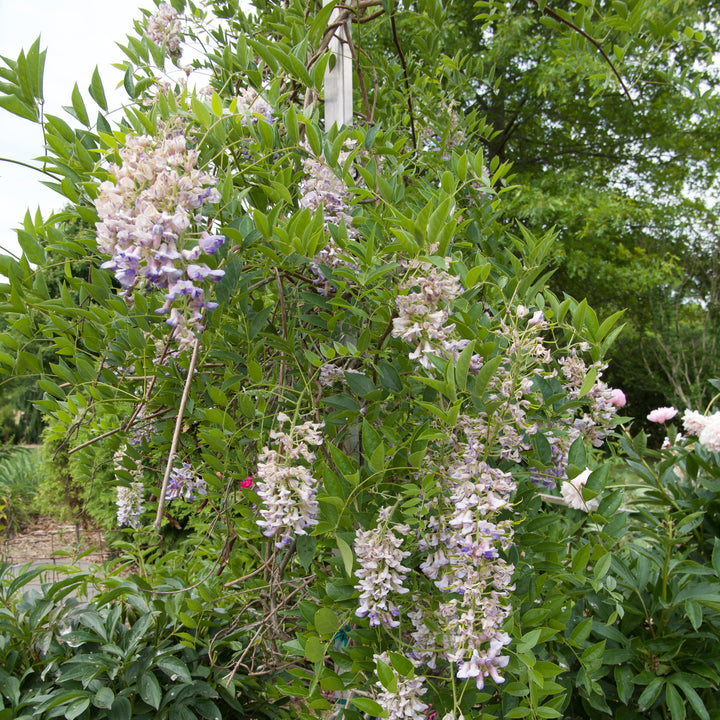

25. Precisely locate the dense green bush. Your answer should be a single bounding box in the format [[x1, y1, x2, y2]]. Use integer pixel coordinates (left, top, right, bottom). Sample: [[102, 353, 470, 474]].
[[0, 561, 274, 720], [36, 424, 117, 528], [0, 446, 41, 535]]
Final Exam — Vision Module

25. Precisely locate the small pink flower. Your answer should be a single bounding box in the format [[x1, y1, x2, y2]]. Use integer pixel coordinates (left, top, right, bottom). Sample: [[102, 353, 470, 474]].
[[647, 406, 678, 423], [609, 388, 626, 408], [240, 476, 254, 489]]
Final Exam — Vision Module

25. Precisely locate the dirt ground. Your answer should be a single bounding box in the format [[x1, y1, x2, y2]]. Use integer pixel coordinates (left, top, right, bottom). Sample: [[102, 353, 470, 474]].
[[1, 516, 107, 567]]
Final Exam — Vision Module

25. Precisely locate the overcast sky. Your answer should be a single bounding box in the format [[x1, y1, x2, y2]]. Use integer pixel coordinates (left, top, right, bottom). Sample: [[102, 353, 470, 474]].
[[0, 0, 145, 257]]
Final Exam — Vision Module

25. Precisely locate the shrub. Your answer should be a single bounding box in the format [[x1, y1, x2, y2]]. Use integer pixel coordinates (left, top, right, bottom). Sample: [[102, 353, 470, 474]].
[[0, 561, 272, 720], [0, 445, 42, 535]]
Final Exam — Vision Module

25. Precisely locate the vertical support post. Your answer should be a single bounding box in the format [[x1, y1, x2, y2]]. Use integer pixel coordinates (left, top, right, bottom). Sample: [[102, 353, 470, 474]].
[[323, 0, 353, 130]]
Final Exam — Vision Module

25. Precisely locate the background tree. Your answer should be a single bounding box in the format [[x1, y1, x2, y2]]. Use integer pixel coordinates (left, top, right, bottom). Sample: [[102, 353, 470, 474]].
[[362, 0, 720, 422]]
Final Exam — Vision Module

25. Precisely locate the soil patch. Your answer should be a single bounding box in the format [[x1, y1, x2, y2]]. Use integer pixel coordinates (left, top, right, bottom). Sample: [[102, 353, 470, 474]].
[[1, 516, 107, 567]]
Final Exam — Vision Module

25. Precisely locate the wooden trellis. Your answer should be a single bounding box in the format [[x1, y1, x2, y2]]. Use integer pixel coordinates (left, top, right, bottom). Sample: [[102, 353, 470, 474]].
[[323, 0, 353, 130]]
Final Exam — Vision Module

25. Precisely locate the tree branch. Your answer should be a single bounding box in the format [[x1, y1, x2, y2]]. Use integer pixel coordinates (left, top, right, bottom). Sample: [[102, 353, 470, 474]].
[[530, 0, 634, 105], [154, 336, 201, 530]]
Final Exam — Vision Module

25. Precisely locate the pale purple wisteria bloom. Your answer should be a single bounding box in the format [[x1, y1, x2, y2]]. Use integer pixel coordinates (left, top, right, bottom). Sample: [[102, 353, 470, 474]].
[[167, 462, 208, 501], [145, 2, 183, 58], [392, 264, 465, 369], [255, 414, 324, 547], [318, 363, 346, 387], [558, 352, 622, 447], [374, 652, 428, 720], [298, 147, 358, 295], [95, 124, 225, 349], [455, 639, 510, 690], [410, 421, 515, 690], [235, 87, 274, 124], [116, 483, 145, 528], [113, 442, 146, 527], [354, 507, 411, 628]]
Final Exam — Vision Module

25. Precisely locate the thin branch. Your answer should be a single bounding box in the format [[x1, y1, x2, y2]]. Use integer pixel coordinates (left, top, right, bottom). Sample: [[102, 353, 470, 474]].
[[153, 336, 202, 530], [530, 0, 634, 104], [67, 406, 169, 455], [389, 12, 417, 149], [0, 156, 62, 180]]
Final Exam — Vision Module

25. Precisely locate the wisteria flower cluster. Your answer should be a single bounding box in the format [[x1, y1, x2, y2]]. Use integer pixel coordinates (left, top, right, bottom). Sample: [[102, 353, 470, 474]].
[[95, 123, 225, 350], [235, 87, 273, 124], [113, 442, 146, 527], [298, 147, 357, 294], [362, 296, 625, 713], [354, 507, 411, 628], [557, 351, 620, 449], [411, 429, 516, 692], [145, 2, 183, 58], [116, 482, 145, 528], [391, 263, 476, 369], [167, 462, 208, 501], [255, 413, 324, 547], [374, 653, 429, 720]]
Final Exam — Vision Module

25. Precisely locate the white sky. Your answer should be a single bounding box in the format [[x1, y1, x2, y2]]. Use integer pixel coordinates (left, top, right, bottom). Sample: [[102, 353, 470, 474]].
[[0, 0, 146, 257]]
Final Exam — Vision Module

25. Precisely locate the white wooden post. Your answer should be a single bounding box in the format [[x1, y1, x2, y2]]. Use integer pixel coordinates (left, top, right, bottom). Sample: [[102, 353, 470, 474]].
[[323, 0, 353, 130]]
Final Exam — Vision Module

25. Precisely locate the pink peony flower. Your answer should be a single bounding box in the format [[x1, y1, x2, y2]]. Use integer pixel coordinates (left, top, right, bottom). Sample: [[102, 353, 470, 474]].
[[682, 409, 707, 436], [608, 388, 626, 409], [698, 412, 720, 453], [560, 469, 600, 512], [647, 406, 678, 423]]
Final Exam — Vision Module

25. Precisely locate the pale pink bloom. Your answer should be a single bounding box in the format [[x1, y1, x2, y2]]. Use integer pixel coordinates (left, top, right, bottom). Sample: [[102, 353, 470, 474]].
[[608, 388, 626, 408], [560, 469, 600, 512], [661, 434, 683, 450], [698, 412, 720, 452], [682, 409, 707, 436], [647, 406, 678, 423]]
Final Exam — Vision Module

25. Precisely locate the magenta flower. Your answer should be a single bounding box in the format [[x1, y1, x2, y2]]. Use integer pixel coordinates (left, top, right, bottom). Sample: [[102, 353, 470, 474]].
[[647, 406, 678, 423]]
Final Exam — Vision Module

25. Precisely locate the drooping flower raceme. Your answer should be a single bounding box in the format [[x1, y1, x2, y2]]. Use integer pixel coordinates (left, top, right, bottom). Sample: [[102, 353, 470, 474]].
[[412, 433, 515, 691], [167, 462, 208, 501], [354, 506, 411, 629], [113, 442, 146, 527], [95, 123, 225, 350], [298, 147, 358, 295], [116, 483, 145, 528], [145, 2, 183, 58], [374, 652, 428, 720], [235, 87, 273, 124], [392, 264, 465, 369], [255, 413, 324, 547]]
